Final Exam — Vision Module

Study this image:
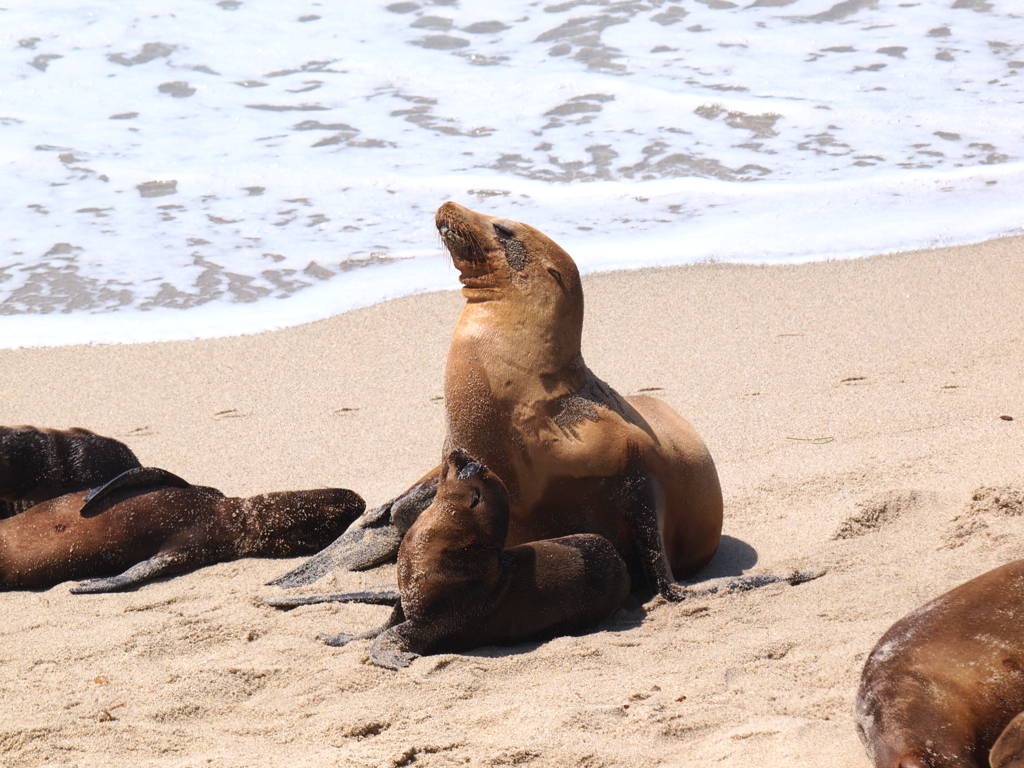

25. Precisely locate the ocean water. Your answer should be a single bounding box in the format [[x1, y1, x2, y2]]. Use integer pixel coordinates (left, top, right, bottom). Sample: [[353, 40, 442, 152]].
[[3, 0, 1022, 348]]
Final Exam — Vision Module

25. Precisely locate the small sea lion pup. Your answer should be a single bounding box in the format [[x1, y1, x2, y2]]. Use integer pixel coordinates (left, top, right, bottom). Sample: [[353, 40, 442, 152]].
[[320, 449, 630, 669], [0, 468, 365, 592], [0, 425, 142, 518], [273, 202, 723, 600], [856, 559, 1024, 768]]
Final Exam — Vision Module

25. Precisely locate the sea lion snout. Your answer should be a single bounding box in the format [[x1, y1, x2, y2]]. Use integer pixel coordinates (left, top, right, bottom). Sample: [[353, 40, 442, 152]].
[[444, 448, 480, 479], [457, 462, 483, 484], [435, 202, 495, 268]]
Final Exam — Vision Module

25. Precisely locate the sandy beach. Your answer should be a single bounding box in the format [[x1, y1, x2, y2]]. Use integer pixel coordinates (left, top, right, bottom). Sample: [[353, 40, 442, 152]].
[[1, 235, 1022, 768]]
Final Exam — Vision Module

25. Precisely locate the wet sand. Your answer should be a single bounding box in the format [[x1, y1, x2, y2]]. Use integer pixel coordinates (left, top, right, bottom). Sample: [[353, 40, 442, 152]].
[[1, 235, 1022, 767]]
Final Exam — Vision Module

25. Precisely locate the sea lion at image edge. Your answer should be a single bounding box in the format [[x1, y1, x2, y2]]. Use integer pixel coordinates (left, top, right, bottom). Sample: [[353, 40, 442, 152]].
[[273, 201, 723, 600], [855, 559, 1024, 768], [319, 450, 631, 669], [0, 472, 365, 592], [0, 425, 143, 518]]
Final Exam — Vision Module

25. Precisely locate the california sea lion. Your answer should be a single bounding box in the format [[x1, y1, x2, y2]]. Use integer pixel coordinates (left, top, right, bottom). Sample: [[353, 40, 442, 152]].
[[855, 559, 1024, 768], [0, 470, 365, 592], [273, 202, 723, 600], [0, 425, 142, 518], [318, 449, 630, 669]]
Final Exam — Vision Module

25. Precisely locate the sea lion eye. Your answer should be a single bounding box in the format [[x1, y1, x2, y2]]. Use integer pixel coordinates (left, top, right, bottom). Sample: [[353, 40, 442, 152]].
[[493, 223, 514, 239], [469, 489, 480, 508], [548, 268, 563, 284]]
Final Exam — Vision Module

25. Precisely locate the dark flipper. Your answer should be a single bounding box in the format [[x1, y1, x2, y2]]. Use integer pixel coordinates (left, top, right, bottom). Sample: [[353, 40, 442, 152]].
[[69, 551, 192, 593], [80, 467, 192, 518], [319, 603, 406, 649], [367, 625, 421, 669], [264, 524, 402, 588], [679, 569, 826, 598], [262, 588, 400, 609], [618, 456, 688, 602], [266, 475, 438, 588]]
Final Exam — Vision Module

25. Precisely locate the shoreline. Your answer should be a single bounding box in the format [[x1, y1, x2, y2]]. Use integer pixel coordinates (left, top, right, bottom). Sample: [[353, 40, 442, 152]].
[[1, 235, 1022, 767], [4, 230, 1022, 352]]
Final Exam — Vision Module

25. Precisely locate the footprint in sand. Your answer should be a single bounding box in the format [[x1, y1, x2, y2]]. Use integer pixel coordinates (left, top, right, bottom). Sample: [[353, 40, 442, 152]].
[[942, 485, 1024, 549], [832, 490, 923, 540]]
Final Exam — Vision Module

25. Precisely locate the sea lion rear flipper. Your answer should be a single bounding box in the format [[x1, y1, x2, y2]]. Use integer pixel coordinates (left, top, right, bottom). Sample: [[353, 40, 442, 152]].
[[262, 587, 400, 609], [69, 551, 191, 593], [266, 477, 438, 588], [992, 711, 1024, 768], [80, 467, 192, 518]]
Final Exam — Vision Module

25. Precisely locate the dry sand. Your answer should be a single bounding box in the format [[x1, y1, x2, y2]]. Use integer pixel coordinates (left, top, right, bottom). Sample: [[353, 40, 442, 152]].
[[1, 236, 1022, 767]]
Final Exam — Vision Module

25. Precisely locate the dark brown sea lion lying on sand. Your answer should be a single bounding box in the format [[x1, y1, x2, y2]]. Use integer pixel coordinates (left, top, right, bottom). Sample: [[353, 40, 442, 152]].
[[856, 559, 1024, 768], [304, 450, 630, 669], [272, 202, 723, 601], [0, 425, 142, 518], [0, 468, 364, 592]]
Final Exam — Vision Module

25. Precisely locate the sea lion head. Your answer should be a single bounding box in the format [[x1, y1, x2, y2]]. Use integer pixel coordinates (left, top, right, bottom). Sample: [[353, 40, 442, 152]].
[[429, 448, 510, 547], [238, 488, 365, 557], [435, 201, 584, 335], [397, 449, 510, 615]]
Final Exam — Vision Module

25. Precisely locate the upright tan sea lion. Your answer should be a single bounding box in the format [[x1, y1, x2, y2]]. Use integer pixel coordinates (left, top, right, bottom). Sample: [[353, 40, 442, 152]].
[[316, 450, 630, 669], [0, 469, 364, 592], [0, 425, 142, 518], [856, 559, 1024, 768], [273, 202, 723, 600]]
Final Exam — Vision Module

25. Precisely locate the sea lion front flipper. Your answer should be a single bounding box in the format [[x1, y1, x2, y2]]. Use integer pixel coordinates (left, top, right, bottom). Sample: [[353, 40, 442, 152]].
[[69, 551, 191, 593], [618, 457, 688, 602], [80, 467, 192, 518], [366, 623, 421, 669], [680, 568, 827, 598], [264, 524, 402, 587], [319, 603, 406, 648], [266, 475, 439, 587], [991, 711, 1024, 768], [262, 588, 400, 609]]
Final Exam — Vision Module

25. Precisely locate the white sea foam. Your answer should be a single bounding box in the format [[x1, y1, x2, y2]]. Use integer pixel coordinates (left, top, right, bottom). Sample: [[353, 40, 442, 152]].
[[2, 0, 1022, 348]]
